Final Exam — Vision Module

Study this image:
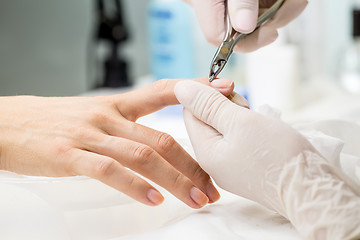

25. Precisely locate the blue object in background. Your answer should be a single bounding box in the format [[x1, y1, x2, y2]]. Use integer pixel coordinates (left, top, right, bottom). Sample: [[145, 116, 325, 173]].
[[148, 0, 195, 80]]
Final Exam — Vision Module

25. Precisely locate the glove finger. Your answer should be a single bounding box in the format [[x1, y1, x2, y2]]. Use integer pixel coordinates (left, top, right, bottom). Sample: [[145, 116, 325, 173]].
[[183, 109, 223, 173], [189, 0, 226, 46], [233, 0, 306, 52], [228, 0, 259, 33], [265, 0, 308, 29], [233, 26, 278, 53], [175, 80, 246, 135]]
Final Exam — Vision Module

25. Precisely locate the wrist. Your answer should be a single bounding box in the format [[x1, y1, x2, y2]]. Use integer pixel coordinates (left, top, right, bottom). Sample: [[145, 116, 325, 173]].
[[275, 150, 360, 239], [0, 98, 5, 170], [0, 96, 15, 171]]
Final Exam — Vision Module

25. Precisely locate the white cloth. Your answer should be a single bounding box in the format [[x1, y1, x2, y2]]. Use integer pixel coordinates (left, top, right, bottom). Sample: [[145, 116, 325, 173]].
[[113, 117, 360, 240]]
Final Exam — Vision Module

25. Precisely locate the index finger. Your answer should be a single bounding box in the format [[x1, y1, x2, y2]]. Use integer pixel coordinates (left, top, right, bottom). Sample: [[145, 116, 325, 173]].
[[115, 78, 234, 121]]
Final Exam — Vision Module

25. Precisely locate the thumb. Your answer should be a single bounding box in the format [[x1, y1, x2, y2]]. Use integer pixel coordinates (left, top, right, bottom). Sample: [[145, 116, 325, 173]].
[[228, 0, 259, 33], [175, 80, 246, 135]]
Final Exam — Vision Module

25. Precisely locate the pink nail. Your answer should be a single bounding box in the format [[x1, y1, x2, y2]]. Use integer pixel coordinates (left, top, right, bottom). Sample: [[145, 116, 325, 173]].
[[147, 189, 164, 205], [210, 79, 233, 89], [190, 187, 209, 207]]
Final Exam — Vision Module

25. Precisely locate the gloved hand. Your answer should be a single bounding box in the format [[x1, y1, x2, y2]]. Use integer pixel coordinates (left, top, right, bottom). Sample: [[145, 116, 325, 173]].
[[185, 0, 308, 52], [175, 80, 360, 240]]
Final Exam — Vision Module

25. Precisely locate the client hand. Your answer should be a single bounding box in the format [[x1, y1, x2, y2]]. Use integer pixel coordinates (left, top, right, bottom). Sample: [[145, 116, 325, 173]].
[[0, 78, 233, 209], [175, 80, 360, 239]]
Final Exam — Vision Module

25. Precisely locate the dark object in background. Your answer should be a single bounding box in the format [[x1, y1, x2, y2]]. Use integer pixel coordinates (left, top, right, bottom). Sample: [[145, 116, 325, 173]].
[[94, 0, 130, 88], [353, 9, 360, 38]]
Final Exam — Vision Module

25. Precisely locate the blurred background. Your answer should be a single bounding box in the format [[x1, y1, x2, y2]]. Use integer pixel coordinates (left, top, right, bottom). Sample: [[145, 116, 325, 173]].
[[0, 0, 360, 115]]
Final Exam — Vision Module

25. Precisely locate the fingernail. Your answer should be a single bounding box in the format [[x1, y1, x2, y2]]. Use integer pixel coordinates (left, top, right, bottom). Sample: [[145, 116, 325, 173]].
[[206, 181, 220, 203], [147, 189, 164, 205], [234, 9, 257, 33], [190, 187, 209, 207], [210, 78, 233, 89]]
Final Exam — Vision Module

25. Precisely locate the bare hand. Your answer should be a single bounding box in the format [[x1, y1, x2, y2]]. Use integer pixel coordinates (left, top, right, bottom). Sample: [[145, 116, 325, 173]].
[[0, 78, 234, 208]]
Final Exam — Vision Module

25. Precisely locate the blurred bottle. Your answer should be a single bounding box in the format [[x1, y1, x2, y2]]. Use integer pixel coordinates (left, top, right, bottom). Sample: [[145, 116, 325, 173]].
[[339, 9, 360, 93], [148, 0, 195, 80], [245, 30, 300, 111]]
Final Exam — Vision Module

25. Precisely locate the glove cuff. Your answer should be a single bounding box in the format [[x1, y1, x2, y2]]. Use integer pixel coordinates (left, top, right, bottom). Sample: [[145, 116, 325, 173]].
[[269, 150, 360, 240]]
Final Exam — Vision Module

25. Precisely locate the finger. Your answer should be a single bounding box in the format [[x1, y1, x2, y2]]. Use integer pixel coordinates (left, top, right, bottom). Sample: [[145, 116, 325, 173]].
[[211, 80, 250, 107], [69, 149, 164, 206], [233, 26, 278, 53], [189, 0, 226, 46], [210, 79, 235, 96], [175, 80, 248, 135], [87, 135, 209, 209], [104, 120, 220, 203], [228, 0, 259, 33], [115, 78, 234, 121], [228, 91, 250, 108], [264, 0, 308, 29]]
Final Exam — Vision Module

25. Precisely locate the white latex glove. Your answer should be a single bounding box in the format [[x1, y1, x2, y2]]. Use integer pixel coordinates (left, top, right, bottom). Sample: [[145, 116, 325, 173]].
[[185, 0, 308, 52], [174, 80, 360, 240]]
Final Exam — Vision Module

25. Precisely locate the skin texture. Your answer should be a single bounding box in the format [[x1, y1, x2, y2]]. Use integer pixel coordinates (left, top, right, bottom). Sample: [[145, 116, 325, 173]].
[[185, 0, 308, 52], [0, 78, 234, 209]]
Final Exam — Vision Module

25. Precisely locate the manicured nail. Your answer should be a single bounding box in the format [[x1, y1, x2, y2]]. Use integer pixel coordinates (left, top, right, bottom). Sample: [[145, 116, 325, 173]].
[[206, 181, 220, 203], [147, 189, 164, 205], [210, 78, 233, 89], [190, 187, 209, 207]]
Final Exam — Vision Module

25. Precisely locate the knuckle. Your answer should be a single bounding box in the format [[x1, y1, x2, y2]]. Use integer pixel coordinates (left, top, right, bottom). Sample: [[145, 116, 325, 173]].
[[94, 95, 121, 112], [91, 111, 110, 124], [123, 175, 138, 193], [132, 145, 155, 165], [156, 132, 176, 153], [235, 0, 258, 11], [192, 165, 209, 181], [173, 172, 186, 188], [151, 79, 170, 105], [198, 91, 226, 122], [51, 140, 76, 176], [91, 158, 116, 179], [53, 137, 73, 156], [152, 78, 170, 93]]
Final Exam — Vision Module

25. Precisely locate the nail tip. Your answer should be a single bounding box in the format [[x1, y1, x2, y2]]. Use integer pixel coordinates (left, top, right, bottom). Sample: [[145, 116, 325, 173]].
[[190, 187, 209, 207], [147, 189, 164, 205]]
